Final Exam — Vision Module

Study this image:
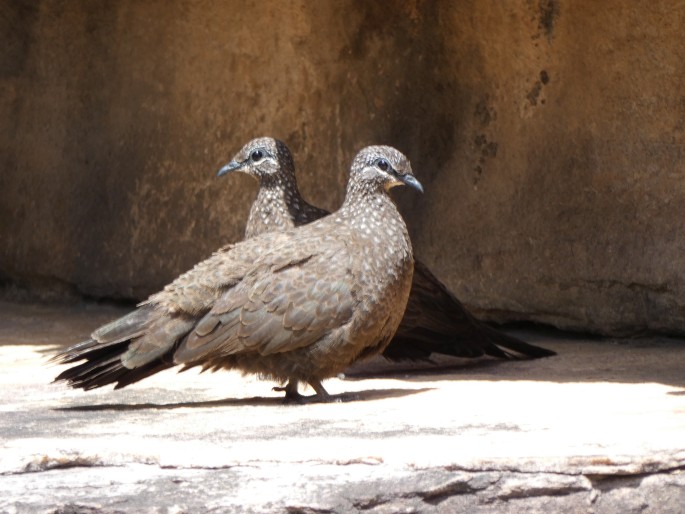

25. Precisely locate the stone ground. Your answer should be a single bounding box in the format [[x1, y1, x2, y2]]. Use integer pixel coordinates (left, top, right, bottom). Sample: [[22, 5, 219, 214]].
[[1, 300, 684, 513]]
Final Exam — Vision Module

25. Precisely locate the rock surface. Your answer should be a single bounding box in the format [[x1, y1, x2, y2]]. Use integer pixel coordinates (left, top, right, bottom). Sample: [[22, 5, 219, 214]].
[[1, 301, 685, 513], [1, 2, 685, 335]]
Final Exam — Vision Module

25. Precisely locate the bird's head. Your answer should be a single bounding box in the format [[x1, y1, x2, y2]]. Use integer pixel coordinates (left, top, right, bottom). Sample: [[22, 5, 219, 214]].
[[349, 146, 423, 194], [217, 137, 295, 182]]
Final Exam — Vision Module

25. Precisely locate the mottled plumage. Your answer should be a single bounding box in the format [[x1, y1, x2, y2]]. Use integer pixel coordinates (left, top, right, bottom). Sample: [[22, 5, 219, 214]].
[[217, 137, 328, 238], [53, 146, 422, 401], [219, 137, 555, 361]]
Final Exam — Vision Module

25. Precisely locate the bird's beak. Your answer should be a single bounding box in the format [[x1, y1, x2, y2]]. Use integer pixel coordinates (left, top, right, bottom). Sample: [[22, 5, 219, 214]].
[[217, 160, 243, 177], [400, 174, 424, 194]]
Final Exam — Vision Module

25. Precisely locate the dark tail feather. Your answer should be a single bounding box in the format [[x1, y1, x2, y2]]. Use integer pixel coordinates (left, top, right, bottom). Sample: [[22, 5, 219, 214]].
[[53, 338, 177, 390], [91, 306, 153, 343], [51, 306, 155, 367], [383, 325, 555, 362], [52, 336, 174, 390], [51, 338, 124, 367], [382, 332, 517, 361], [54, 347, 125, 383], [52, 306, 181, 390], [478, 322, 556, 359], [384, 259, 556, 362], [427, 318, 558, 360]]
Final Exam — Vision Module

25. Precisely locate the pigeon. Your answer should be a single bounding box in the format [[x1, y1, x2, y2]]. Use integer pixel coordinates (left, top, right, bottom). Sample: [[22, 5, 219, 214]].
[[53, 146, 423, 402], [217, 137, 555, 361]]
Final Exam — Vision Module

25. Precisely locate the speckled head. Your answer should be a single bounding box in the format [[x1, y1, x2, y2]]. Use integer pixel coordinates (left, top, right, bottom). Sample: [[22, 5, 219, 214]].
[[348, 146, 423, 194], [217, 137, 296, 183]]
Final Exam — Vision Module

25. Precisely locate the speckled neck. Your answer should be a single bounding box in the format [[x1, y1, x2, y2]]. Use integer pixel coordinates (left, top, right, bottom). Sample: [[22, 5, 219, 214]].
[[244, 172, 305, 238]]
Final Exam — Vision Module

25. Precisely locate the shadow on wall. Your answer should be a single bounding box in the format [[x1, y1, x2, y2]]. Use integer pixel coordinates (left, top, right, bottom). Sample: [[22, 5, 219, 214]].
[[330, 1, 466, 232]]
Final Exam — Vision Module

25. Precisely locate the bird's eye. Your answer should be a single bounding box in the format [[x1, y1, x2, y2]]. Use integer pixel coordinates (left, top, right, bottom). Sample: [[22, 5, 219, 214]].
[[376, 159, 390, 172], [250, 150, 264, 162]]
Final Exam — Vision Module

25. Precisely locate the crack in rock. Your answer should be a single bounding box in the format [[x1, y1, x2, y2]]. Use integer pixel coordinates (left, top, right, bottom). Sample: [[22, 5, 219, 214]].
[[420, 473, 500, 505], [494, 473, 592, 500]]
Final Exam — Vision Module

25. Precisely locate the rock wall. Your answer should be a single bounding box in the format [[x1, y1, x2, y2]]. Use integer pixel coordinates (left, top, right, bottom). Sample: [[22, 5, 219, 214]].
[[2, 1, 684, 335]]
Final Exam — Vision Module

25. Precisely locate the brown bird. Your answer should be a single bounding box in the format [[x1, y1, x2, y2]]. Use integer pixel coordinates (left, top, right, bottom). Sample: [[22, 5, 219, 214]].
[[218, 137, 555, 361], [53, 146, 422, 402]]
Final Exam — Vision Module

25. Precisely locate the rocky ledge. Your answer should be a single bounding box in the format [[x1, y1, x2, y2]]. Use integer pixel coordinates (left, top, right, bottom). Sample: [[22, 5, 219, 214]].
[[1, 301, 684, 513]]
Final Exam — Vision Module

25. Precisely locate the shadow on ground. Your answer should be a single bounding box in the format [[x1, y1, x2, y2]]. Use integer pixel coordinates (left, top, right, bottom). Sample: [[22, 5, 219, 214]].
[[55, 387, 433, 411]]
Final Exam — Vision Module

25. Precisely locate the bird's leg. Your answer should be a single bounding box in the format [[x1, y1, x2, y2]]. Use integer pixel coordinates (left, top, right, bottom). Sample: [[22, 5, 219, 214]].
[[273, 379, 306, 403], [274, 379, 333, 403], [308, 380, 332, 403]]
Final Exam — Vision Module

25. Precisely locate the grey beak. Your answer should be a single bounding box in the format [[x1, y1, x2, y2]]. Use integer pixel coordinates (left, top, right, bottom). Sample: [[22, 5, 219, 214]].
[[217, 160, 243, 177], [400, 174, 424, 194]]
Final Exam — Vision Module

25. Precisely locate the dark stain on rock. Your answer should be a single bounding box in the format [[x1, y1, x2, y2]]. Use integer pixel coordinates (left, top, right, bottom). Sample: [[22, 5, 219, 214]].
[[482, 141, 498, 158], [342, 1, 420, 61], [475, 98, 497, 127], [473, 98, 498, 184], [473, 135, 498, 185], [474, 164, 483, 183], [538, 0, 559, 39], [0, 2, 39, 78], [527, 81, 543, 106], [527, 70, 550, 106]]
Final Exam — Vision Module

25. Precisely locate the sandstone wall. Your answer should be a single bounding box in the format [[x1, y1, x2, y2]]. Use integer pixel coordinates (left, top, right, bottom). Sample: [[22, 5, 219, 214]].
[[2, 1, 684, 335]]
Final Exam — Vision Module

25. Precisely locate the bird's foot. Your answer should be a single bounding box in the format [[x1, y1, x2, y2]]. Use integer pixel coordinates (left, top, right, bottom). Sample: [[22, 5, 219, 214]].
[[273, 386, 308, 404], [273, 380, 308, 404], [273, 379, 333, 404]]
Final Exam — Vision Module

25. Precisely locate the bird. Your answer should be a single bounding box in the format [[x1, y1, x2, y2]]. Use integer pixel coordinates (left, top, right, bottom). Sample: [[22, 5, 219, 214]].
[[216, 136, 329, 239], [217, 137, 555, 361], [53, 146, 423, 402]]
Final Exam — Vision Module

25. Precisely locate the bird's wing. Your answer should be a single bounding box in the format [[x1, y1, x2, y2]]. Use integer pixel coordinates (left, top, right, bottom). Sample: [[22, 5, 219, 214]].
[[51, 232, 324, 390], [141, 231, 294, 315], [173, 241, 357, 364], [114, 232, 303, 369], [387, 259, 556, 360], [400, 259, 474, 333]]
